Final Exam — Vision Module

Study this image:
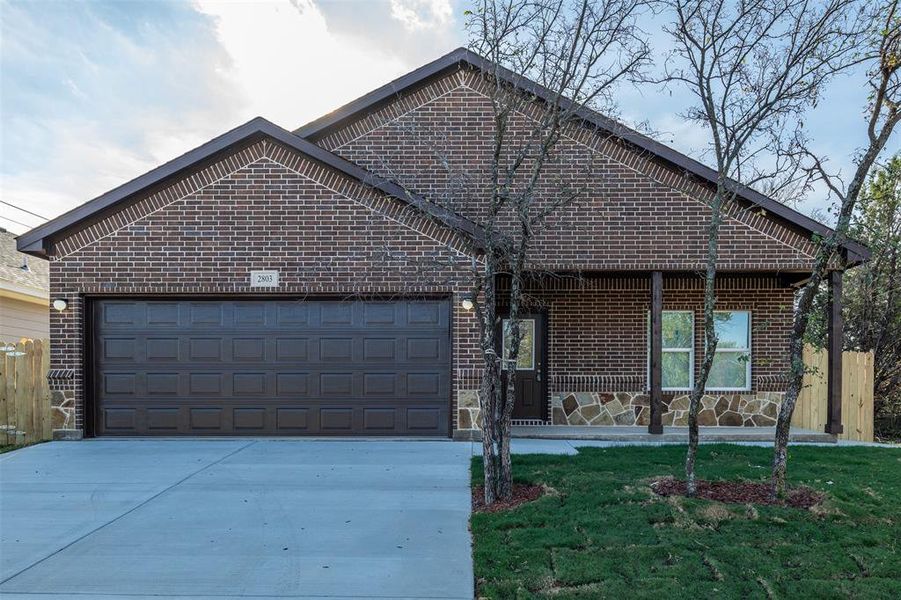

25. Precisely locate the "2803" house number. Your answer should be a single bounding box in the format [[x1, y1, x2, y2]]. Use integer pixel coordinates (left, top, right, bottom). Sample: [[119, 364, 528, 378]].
[[250, 270, 279, 288]]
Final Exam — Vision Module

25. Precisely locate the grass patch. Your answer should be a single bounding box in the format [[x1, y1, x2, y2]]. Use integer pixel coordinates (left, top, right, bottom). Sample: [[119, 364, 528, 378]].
[[471, 445, 901, 599], [0, 440, 48, 454]]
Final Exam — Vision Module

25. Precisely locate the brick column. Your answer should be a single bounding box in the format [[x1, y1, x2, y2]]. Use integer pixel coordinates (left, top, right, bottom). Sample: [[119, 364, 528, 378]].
[[649, 271, 663, 434], [826, 270, 844, 435]]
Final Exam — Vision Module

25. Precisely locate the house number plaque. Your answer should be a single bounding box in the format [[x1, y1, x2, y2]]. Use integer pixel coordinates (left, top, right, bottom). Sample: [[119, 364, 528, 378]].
[[250, 270, 279, 288]]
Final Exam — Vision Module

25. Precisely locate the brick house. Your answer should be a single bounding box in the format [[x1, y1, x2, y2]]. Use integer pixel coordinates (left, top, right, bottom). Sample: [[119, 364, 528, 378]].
[[17, 49, 866, 439]]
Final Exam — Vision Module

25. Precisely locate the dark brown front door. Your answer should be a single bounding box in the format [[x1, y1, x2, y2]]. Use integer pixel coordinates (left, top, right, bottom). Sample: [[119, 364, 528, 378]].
[[501, 313, 548, 421], [91, 298, 450, 437]]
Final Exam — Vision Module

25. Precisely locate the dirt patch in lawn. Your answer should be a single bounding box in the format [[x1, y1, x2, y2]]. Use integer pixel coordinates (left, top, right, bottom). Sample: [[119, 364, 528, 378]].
[[472, 484, 544, 513], [650, 477, 824, 509]]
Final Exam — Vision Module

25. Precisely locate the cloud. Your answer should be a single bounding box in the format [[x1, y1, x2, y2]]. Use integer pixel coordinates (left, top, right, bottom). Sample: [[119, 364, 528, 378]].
[[0, 1, 237, 233], [0, 0, 417, 233], [193, 0, 409, 128], [389, 0, 453, 31]]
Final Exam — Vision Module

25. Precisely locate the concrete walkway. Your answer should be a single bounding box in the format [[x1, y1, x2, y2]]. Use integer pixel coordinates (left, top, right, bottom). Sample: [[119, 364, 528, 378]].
[[512, 425, 836, 443], [500, 437, 899, 455], [0, 440, 473, 599]]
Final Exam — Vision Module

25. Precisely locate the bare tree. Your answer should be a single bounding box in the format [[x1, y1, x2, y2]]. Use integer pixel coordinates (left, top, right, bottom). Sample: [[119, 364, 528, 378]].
[[772, 0, 900, 496], [466, 0, 651, 503], [661, 0, 870, 495]]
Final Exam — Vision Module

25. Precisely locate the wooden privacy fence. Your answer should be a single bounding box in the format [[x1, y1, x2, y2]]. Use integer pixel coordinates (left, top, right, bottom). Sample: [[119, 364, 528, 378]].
[[793, 344, 875, 441], [0, 339, 52, 446]]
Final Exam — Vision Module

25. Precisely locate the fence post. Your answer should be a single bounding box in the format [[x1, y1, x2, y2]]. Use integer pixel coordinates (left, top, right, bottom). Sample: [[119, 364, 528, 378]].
[[41, 339, 52, 441], [0, 350, 7, 446], [4, 350, 14, 445], [15, 341, 29, 446]]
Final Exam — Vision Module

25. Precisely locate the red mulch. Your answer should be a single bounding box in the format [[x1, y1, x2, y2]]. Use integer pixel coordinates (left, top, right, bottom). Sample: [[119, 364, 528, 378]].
[[651, 478, 825, 509], [472, 483, 545, 513]]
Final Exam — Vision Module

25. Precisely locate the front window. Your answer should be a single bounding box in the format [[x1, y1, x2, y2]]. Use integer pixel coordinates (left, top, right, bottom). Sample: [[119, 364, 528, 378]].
[[648, 311, 694, 390], [502, 318, 535, 370], [708, 311, 751, 390]]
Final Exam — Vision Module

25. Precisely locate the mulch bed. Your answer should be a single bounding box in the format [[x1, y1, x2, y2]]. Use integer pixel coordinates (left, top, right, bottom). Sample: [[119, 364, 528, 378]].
[[651, 478, 825, 509], [472, 483, 545, 513]]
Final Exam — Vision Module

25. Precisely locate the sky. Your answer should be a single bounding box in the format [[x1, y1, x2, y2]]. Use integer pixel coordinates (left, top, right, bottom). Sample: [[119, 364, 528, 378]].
[[0, 0, 885, 235]]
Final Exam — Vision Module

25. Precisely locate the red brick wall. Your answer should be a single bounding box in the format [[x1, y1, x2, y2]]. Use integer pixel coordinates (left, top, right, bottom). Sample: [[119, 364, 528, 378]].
[[44, 66, 815, 433], [318, 68, 819, 272], [47, 148, 481, 432], [503, 274, 793, 394]]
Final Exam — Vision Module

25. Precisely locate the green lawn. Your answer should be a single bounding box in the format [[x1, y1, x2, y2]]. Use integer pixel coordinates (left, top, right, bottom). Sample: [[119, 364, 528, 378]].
[[471, 445, 901, 599]]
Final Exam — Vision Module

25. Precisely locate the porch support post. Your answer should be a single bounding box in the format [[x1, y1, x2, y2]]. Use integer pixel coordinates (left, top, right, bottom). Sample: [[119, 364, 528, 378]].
[[826, 270, 844, 435], [649, 271, 663, 434]]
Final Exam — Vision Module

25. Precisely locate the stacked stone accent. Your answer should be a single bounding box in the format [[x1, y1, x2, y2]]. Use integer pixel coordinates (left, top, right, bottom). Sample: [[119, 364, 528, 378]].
[[457, 389, 785, 432], [51, 389, 76, 431], [456, 390, 481, 431], [552, 391, 785, 427], [552, 392, 650, 426]]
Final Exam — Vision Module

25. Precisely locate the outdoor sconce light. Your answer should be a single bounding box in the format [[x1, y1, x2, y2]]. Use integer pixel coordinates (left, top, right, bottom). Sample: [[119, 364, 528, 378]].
[[52, 299, 68, 312], [460, 294, 474, 311]]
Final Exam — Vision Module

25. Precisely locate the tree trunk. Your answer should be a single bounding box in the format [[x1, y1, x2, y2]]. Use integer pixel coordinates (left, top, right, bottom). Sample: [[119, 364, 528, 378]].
[[686, 196, 722, 496], [771, 340, 805, 497], [772, 269, 826, 497], [478, 259, 501, 505], [498, 270, 523, 501]]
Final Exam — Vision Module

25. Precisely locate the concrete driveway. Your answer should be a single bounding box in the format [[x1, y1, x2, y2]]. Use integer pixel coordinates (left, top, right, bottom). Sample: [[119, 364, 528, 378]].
[[0, 440, 473, 599]]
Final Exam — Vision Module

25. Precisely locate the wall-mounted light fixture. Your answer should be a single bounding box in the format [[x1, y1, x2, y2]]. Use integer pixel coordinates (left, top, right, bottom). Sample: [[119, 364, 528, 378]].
[[52, 299, 69, 312], [460, 294, 474, 311]]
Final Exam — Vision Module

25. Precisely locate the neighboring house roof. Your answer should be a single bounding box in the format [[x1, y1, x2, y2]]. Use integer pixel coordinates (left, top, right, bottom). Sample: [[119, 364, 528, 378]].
[[296, 47, 869, 264], [16, 118, 488, 258], [1, 227, 49, 303]]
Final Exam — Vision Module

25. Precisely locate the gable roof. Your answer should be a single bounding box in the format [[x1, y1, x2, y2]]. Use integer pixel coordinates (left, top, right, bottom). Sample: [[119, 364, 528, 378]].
[[16, 117, 487, 257], [295, 47, 869, 264]]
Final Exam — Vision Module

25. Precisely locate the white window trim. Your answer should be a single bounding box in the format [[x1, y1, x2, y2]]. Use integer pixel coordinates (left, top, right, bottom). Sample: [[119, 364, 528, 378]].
[[707, 310, 752, 392], [647, 310, 695, 392]]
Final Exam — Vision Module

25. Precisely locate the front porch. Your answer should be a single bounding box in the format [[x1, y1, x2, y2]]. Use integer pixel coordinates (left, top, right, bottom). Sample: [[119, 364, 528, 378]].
[[455, 270, 848, 439]]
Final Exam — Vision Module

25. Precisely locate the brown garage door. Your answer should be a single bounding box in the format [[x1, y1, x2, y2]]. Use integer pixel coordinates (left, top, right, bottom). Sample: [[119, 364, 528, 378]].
[[92, 299, 450, 436]]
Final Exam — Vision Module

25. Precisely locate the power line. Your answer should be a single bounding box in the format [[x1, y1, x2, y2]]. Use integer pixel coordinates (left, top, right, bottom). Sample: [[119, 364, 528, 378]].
[[0, 200, 48, 221], [0, 214, 32, 229]]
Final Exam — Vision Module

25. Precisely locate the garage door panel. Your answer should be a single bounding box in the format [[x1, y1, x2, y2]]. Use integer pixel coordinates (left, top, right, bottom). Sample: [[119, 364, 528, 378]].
[[276, 338, 309, 360], [101, 302, 141, 327], [189, 303, 223, 326], [93, 299, 450, 436], [363, 302, 399, 325], [234, 303, 266, 326], [146, 407, 179, 431], [147, 302, 179, 326], [320, 302, 354, 325], [147, 338, 179, 360], [276, 302, 309, 325], [232, 338, 266, 361], [406, 407, 443, 431], [319, 338, 353, 361]]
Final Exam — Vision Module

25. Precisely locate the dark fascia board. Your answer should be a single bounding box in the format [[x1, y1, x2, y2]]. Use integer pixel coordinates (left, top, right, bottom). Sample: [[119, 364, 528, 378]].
[[295, 47, 869, 264], [17, 117, 487, 257]]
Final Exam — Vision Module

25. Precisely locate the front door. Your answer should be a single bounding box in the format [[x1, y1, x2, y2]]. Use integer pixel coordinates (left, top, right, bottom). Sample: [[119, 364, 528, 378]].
[[500, 313, 548, 421]]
